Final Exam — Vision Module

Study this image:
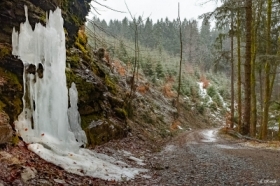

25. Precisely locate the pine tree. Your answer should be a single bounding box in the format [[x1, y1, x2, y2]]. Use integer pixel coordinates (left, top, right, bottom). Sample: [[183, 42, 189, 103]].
[[155, 62, 165, 79]]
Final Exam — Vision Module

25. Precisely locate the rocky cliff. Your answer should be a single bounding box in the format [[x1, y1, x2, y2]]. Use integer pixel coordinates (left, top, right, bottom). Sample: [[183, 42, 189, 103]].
[[0, 0, 129, 146]]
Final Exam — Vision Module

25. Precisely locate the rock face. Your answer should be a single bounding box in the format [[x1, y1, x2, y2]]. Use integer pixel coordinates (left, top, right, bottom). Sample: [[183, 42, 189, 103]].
[[85, 119, 129, 147], [0, 0, 129, 146], [66, 60, 129, 147], [0, 0, 91, 144], [0, 112, 13, 144]]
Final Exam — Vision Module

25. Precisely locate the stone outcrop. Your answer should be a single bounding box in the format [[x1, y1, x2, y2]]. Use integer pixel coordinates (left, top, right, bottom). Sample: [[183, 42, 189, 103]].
[[0, 0, 129, 147], [85, 118, 129, 147], [0, 112, 13, 144], [0, 0, 91, 144]]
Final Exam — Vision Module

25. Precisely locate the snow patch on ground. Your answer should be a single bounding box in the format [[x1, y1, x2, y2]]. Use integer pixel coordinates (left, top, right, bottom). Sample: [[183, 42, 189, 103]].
[[201, 130, 217, 143], [163, 145, 177, 152], [29, 144, 147, 181], [215, 144, 241, 149], [242, 142, 280, 151], [128, 156, 146, 166], [197, 82, 213, 105]]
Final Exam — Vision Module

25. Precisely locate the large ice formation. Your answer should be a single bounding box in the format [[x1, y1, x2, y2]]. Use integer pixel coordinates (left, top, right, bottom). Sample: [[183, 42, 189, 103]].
[[12, 6, 145, 181]]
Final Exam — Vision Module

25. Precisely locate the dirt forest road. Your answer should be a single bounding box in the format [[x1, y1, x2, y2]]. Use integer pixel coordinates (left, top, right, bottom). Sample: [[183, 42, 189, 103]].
[[1, 129, 280, 185], [130, 129, 280, 186]]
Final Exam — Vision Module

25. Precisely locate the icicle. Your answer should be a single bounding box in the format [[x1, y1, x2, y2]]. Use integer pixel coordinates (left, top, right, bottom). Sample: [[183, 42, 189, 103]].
[[68, 82, 87, 145]]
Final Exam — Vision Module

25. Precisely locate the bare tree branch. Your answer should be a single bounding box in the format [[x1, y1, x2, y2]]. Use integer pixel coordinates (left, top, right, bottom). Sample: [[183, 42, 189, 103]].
[[92, 0, 126, 13]]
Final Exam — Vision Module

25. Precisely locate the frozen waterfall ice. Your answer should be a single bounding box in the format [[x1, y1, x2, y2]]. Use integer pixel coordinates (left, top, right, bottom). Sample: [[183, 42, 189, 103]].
[[12, 5, 146, 181], [12, 5, 86, 152], [68, 82, 87, 145]]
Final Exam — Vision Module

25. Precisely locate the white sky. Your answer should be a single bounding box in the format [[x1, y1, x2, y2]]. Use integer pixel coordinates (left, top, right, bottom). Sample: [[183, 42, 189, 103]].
[[90, 0, 219, 27]]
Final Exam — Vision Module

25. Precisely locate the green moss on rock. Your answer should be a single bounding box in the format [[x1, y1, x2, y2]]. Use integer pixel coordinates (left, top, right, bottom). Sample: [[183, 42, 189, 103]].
[[0, 67, 22, 90], [0, 101, 6, 110], [105, 75, 116, 94], [74, 41, 87, 54], [77, 30, 87, 45], [85, 119, 127, 147], [81, 114, 101, 129], [114, 107, 127, 119], [0, 67, 22, 123], [12, 135, 20, 146], [0, 45, 11, 60], [67, 55, 80, 68]]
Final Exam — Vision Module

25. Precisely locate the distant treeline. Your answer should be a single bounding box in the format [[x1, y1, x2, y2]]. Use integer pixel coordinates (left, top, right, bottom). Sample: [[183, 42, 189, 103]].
[[92, 16, 231, 72]]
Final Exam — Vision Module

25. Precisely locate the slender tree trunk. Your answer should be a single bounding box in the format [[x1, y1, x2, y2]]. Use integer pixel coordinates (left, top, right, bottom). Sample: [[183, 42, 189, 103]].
[[94, 20, 97, 50], [243, 0, 252, 135], [177, 3, 183, 116], [136, 33, 140, 84], [278, 119, 280, 140], [258, 68, 263, 138], [250, 0, 262, 137], [237, 6, 242, 133], [250, 32, 256, 137], [129, 22, 138, 99], [189, 23, 192, 63], [230, 11, 234, 128], [132, 27, 137, 88], [261, 0, 272, 140]]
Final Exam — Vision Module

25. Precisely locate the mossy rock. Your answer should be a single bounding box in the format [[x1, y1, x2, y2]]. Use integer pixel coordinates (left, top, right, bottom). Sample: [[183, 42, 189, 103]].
[[114, 107, 127, 119], [66, 54, 80, 68], [107, 94, 124, 108], [65, 70, 96, 102], [85, 118, 128, 147], [12, 135, 20, 146], [0, 67, 23, 124], [105, 75, 117, 94], [0, 45, 11, 60], [77, 30, 87, 46], [74, 41, 87, 54], [0, 100, 6, 111], [0, 67, 22, 90], [0, 111, 13, 144], [81, 114, 101, 129]]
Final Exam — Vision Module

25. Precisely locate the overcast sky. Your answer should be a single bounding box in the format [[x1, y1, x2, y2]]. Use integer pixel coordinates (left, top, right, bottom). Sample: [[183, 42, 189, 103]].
[[90, 0, 219, 27]]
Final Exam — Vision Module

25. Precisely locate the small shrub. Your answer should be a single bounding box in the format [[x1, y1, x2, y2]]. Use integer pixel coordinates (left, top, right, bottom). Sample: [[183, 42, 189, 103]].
[[212, 94, 223, 107], [137, 83, 150, 94], [197, 103, 205, 114], [209, 102, 218, 111], [218, 88, 230, 100], [162, 83, 175, 98], [191, 85, 199, 98], [170, 120, 181, 130], [200, 75, 210, 88], [207, 86, 217, 98]]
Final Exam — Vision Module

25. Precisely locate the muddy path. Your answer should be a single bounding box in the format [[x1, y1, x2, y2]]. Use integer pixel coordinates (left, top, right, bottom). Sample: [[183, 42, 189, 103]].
[[128, 129, 280, 185]]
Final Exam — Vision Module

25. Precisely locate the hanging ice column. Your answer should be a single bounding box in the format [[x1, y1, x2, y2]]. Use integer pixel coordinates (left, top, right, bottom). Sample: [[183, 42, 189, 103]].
[[12, 5, 87, 152]]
